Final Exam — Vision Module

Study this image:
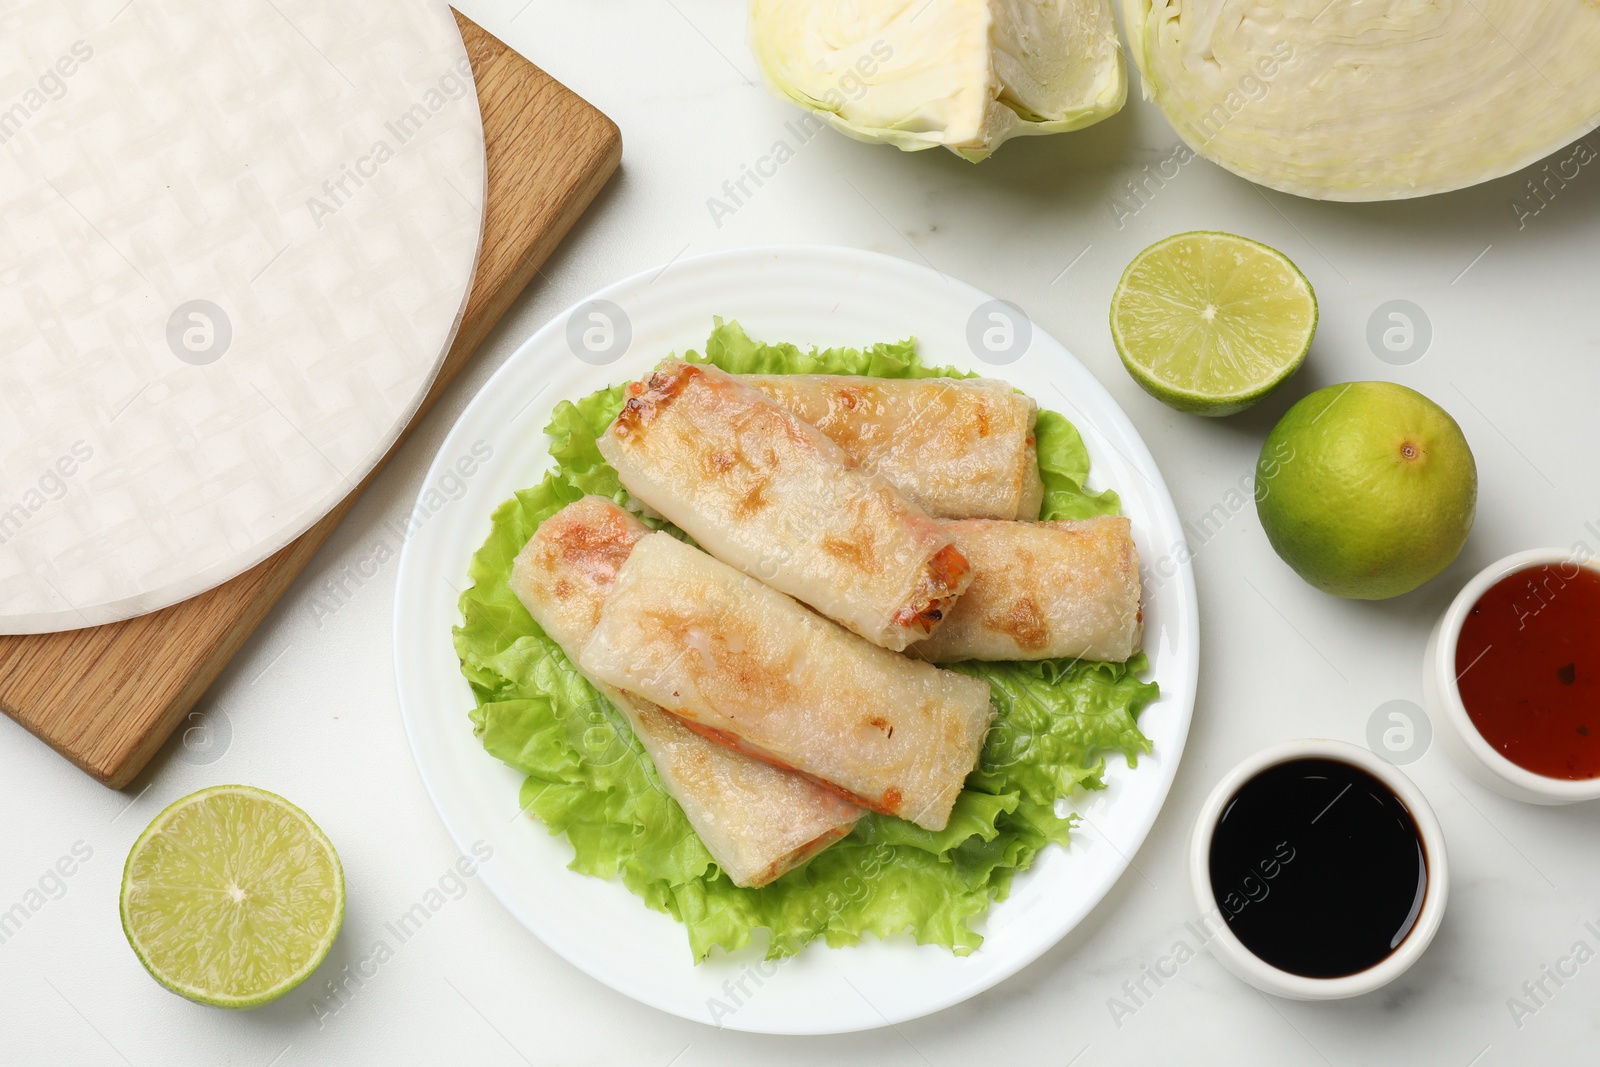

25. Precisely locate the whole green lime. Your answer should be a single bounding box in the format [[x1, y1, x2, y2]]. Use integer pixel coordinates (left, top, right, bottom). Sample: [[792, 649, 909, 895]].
[[1254, 382, 1476, 599]]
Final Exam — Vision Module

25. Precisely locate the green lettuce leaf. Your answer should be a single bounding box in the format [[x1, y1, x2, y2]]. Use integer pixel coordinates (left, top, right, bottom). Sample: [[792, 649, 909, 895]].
[[453, 320, 1156, 961]]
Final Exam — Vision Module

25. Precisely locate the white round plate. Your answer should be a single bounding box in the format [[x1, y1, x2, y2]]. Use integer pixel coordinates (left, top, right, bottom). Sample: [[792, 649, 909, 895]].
[[393, 246, 1198, 1034], [0, 0, 484, 633]]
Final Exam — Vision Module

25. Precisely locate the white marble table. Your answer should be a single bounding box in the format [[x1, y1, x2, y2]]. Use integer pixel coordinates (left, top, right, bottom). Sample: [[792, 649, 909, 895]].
[[4, 1, 1597, 1063]]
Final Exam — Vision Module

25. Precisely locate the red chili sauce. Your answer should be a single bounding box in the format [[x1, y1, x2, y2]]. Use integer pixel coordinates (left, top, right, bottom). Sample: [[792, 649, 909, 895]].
[[1455, 563, 1600, 780]]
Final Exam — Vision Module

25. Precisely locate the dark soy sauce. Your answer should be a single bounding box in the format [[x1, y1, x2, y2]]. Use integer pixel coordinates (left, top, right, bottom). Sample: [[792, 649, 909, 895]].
[[1208, 758, 1427, 979]]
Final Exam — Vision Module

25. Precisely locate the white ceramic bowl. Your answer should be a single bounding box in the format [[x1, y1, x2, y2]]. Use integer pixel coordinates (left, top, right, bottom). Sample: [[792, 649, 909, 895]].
[[1424, 548, 1600, 805], [1187, 739, 1449, 1000]]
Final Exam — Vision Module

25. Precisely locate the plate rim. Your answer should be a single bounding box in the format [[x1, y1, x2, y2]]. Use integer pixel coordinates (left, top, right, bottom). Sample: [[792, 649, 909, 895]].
[[392, 243, 1199, 1034]]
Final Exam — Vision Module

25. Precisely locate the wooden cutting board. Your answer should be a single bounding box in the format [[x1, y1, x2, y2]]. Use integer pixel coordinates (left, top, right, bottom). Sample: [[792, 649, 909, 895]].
[[0, 10, 621, 789]]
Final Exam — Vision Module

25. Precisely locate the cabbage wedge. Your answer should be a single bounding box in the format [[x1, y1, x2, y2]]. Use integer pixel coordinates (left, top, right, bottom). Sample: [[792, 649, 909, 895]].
[[1121, 0, 1600, 200], [750, 0, 1126, 161]]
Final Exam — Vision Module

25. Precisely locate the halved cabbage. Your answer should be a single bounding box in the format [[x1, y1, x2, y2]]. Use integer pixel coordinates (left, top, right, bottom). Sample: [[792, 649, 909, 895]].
[[1121, 0, 1600, 200], [750, 0, 1126, 161]]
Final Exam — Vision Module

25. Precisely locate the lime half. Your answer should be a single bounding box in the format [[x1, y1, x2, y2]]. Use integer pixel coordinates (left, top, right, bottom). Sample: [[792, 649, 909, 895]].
[[1110, 231, 1317, 416], [120, 785, 344, 1009]]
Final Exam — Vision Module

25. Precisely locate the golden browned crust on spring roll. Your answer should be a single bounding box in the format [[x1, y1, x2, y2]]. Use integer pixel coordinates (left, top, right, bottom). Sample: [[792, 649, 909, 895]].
[[914, 517, 1143, 663], [600, 360, 971, 651], [744, 374, 1043, 520], [579, 531, 994, 831], [509, 496, 861, 887]]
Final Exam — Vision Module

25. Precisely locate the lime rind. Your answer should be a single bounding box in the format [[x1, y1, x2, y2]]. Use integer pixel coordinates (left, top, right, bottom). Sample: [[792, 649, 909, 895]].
[[1110, 231, 1317, 416], [1253, 381, 1478, 600], [120, 785, 345, 1010]]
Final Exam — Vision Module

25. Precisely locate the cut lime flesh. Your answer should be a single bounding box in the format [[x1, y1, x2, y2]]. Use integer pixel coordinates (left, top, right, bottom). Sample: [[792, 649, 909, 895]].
[[1110, 231, 1317, 416], [120, 785, 344, 1009]]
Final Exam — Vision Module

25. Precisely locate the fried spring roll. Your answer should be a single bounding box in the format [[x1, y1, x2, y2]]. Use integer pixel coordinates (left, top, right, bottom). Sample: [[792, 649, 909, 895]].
[[509, 496, 861, 888], [913, 517, 1143, 663], [578, 531, 994, 831], [598, 360, 972, 651], [743, 374, 1044, 521]]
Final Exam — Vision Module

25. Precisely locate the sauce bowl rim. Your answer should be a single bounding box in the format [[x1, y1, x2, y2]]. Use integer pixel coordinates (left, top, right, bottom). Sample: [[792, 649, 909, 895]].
[[1430, 547, 1600, 802], [1187, 738, 1450, 1000]]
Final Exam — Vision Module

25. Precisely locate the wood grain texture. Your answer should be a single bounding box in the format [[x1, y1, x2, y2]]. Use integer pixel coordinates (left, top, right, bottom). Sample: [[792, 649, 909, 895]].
[[0, 11, 621, 788]]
